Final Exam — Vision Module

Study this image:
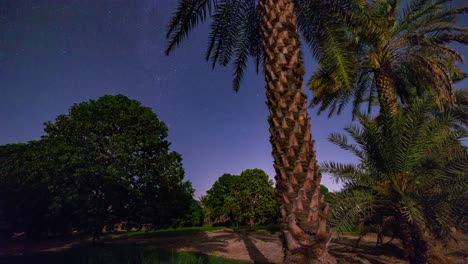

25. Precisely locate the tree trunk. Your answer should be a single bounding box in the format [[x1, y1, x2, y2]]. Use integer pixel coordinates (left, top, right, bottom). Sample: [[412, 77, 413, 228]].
[[259, 0, 336, 263], [397, 215, 429, 264], [376, 224, 383, 247], [374, 68, 398, 116]]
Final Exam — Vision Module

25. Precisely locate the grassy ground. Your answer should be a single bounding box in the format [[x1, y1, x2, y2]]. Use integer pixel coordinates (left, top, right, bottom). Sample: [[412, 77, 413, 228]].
[[109, 225, 225, 239], [0, 244, 251, 264], [3, 226, 466, 263]]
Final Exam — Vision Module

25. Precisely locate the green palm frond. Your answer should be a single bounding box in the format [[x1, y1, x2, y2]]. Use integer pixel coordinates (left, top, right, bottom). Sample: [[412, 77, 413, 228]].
[[326, 99, 467, 240], [395, 0, 450, 35], [399, 196, 426, 227], [328, 188, 376, 233], [206, 0, 244, 68], [298, 0, 360, 97], [320, 161, 365, 183], [429, 32, 468, 44], [166, 0, 214, 55], [308, 0, 467, 116], [232, 0, 261, 91], [166, 0, 363, 92]]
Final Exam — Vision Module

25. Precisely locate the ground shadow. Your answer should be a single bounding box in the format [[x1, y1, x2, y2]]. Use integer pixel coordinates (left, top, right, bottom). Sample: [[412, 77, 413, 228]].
[[330, 236, 406, 264], [0, 244, 214, 264], [0, 231, 229, 264], [105, 229, 229, 254], [240, 232, 271, 264]]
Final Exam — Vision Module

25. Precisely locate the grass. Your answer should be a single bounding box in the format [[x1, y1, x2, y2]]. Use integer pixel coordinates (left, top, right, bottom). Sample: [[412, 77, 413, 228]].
[[2, 244, 251, 264], [232, 224, 280, 234], [108, 224, 279, 239], [109, 225, 225, 239], [3, 226, 276, 264]]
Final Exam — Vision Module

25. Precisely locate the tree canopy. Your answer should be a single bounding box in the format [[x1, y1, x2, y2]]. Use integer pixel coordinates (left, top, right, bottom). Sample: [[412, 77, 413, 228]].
[[309, 0, 467, 116], [0, 95, 195, 238], [204, 169, 277, 227]]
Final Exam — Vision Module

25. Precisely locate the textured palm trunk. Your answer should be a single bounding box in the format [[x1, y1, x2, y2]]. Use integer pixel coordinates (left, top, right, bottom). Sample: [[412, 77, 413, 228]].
[[375, 69, 398, 116], [397, 214, 429, 264], [259, 0, 336, 263]]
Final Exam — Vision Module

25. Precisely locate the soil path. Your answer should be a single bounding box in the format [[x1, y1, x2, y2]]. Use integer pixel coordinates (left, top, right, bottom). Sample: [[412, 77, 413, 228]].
[[1, 230, 466, 263]]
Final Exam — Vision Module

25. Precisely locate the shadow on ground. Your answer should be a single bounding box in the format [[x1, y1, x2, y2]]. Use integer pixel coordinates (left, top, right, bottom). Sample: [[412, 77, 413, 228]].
[[329, 236, 406, 264], [3, 231, 466, 264]]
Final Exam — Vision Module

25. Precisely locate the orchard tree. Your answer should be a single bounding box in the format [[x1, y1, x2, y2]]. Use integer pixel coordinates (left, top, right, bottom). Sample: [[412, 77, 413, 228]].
[[0, 95, 195, 239], [42, 95, 194, 237], [205, 169, 277, 227], [205, 174, 240, 223], [0, 142, 53, 237], [235, 169, 277, 228]]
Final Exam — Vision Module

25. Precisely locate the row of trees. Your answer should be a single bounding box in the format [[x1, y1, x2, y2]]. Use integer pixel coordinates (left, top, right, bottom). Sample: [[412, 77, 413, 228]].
[[166, 0, 467, 263], [0, 95, 199, 239]]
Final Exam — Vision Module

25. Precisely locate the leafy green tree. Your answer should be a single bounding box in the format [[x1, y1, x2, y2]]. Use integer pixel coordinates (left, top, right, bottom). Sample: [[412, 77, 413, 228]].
[[0, 142, 52, 237], [205, 174, 240, 223], [205, 169, 277, 227], [181, 199, 204, 227], [166, 0, 342, 261], [199, 195, 212, 225], [235, 169, 277, 228], [0, 95, 195, 239], [321, 100, 467, 263], [42, 95, 194, 237], [309, 0, 467, 116]]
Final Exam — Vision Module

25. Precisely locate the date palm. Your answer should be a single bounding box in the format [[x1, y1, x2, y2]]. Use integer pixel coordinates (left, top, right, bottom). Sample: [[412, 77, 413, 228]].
[[165, 0, 345, 262], [309, 0, 467, 116], [452, 88, 468, 133], [321, 100, 468, 263]]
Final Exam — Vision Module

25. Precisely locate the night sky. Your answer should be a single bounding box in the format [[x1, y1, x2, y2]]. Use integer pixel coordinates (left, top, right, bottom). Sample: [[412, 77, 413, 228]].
[[1, 0, 466, 197]]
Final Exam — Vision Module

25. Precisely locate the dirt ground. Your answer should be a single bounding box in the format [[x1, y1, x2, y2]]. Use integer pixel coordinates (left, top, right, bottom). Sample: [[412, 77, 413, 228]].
[[1, 230, 467, 263]]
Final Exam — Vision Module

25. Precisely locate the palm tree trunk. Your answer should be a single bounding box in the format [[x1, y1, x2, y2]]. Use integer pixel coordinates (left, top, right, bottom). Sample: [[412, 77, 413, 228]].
[[259, 0, 335, 263], [397, 215, 429, 264], [374, 69, 398, 116]]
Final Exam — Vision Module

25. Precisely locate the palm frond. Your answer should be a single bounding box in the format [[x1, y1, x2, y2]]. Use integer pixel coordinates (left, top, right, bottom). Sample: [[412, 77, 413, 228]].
[[231, 1, 258, 91], [320, 161, 365, 183], [328, 188, 376, 233], [166, 0, 214, 55], [206, 0, 243, 68]]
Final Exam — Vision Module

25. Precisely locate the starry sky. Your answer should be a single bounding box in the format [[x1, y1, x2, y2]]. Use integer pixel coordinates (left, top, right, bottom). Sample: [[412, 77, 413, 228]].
[[1, 0, 466, 198]]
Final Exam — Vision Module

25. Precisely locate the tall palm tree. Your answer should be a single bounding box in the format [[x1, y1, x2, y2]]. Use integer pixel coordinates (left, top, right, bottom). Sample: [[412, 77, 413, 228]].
[[309, 0, 467, 116], [321, 100, 467, 263], [165, 0, 341, 262]]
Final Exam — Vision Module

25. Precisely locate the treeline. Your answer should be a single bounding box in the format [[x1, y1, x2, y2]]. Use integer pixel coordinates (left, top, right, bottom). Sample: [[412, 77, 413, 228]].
[[200, 169, 330, 228], [0, 95, 200, 239]]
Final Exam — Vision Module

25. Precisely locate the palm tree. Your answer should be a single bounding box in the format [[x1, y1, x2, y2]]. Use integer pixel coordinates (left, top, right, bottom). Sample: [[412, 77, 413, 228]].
[[452, 88, 468, 133], [165, 0, 343, 262], [309, 0, 467, 116], [321, 100, 467, 263]]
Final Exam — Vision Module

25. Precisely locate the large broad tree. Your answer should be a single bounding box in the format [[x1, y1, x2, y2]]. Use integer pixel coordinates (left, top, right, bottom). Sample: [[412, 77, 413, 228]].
[[0, 141, 53, 237], [322, 100, 467, 263], [206, 169, 277, 227], [42, 95, 194, 237], [0, 95, 195, 239], [234, 169, 277, 228], [309, 0, 467, 116], [205, 174, 240, 223], [166, 0, 339, 262]]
